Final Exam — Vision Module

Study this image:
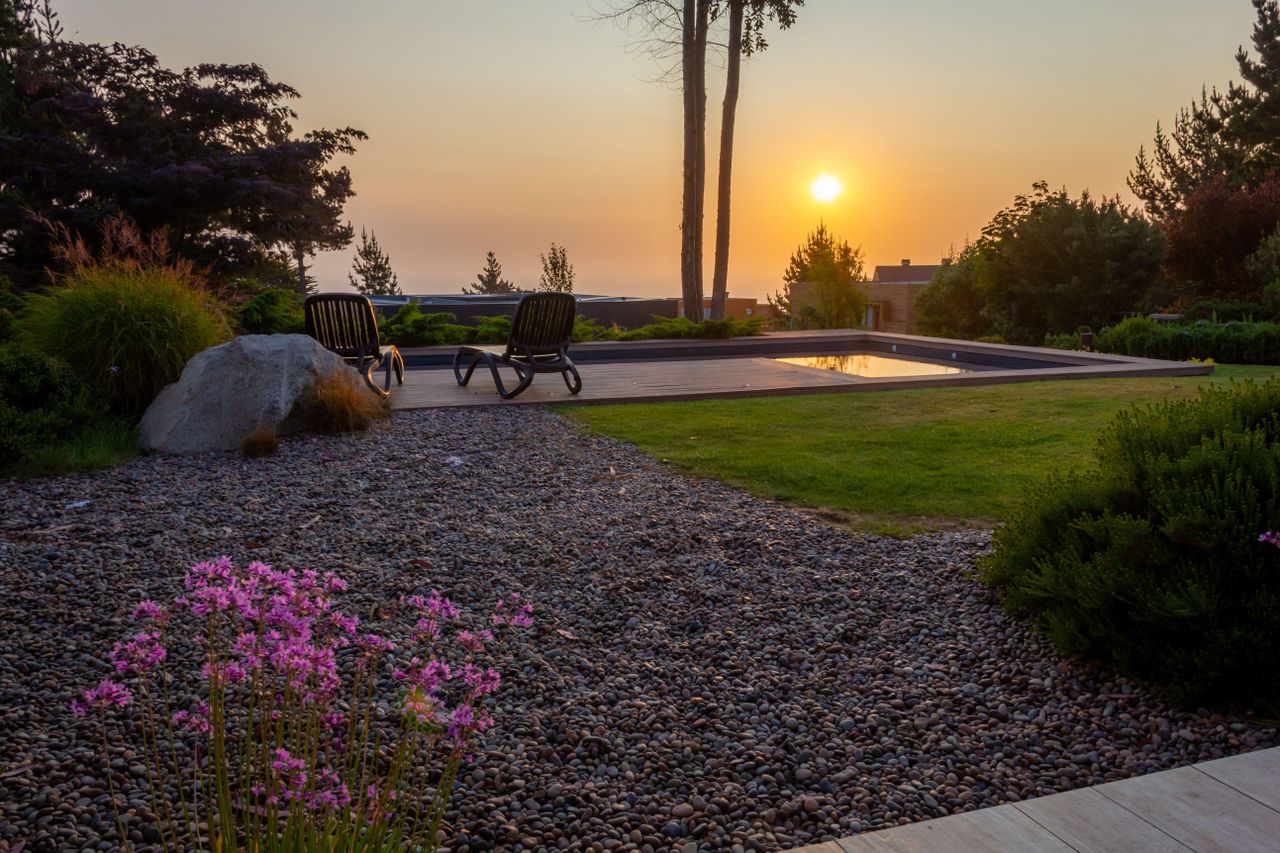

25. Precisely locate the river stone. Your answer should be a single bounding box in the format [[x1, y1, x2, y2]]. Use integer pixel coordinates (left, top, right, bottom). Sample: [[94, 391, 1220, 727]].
[[138, 334, 367, 454]]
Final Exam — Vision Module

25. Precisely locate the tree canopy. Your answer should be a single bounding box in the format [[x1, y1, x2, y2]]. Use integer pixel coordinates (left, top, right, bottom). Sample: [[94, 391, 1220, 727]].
[[0, 0, 364, 290], [768, 223, 866, 329], [1129, 0, 1280, 218], [916, 184, 1165, 344], [538, 243, 574, 293]]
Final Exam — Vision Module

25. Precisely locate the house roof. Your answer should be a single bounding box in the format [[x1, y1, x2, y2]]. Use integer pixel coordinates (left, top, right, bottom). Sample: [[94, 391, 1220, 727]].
[[872, 264, 943, 284]]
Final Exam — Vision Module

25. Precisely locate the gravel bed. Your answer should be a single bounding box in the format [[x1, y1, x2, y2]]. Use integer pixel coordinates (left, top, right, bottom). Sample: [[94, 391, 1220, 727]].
[[0, 406, 1273, 852]]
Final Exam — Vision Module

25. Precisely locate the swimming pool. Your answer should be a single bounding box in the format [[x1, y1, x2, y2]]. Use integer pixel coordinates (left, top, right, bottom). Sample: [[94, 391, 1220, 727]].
[[776, 353, 976, 377]]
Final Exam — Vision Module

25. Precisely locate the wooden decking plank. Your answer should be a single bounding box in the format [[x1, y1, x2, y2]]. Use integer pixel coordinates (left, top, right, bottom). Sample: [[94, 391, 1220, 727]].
[[1012, 785, 1191, 852], [1095, 765, 1280, 853], [834, 804, 1073, 852], [1195, 747, 1280, 813], [832, 831, 901, 852]]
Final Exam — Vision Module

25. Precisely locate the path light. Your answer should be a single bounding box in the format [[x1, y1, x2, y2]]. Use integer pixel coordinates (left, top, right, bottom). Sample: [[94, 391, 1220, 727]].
[[1078, 325, 1094, 352]]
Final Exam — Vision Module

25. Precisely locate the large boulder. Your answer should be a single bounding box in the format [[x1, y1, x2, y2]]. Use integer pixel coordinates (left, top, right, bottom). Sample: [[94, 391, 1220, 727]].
[[139, 334, 375, 455]]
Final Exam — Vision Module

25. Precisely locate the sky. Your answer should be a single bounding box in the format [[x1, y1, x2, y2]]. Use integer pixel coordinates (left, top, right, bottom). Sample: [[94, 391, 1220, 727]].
[[57, 0, 1260, 301]]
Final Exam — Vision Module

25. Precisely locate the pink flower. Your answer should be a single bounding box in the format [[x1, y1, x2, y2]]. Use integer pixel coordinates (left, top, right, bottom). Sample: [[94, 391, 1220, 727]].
[[456, 629, 493, 653], [172, 703, 211, 736], [131, 600, 168, 625], [72, 680, 132, 716], [462, 663, 501, 697], [492, 593, 535, 628], [109, 630, 166, 674], [1259, 531, 1280, 547]]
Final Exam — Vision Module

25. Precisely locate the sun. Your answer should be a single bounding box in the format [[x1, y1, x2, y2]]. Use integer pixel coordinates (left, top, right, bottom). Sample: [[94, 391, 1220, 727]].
[[810, 173, 843, 203]]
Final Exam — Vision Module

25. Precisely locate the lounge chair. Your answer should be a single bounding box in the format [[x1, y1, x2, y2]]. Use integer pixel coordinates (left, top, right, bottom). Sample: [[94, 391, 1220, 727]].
[[452, 292, 582, 400], [304, 293, 405, 398]]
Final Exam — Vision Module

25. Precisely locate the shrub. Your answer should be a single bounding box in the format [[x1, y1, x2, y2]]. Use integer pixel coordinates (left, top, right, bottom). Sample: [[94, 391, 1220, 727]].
[[0, 344, 104, 469], [11, 417, 137, 478], [240, 426, 279, 458], [378, 306, 474, 347], [1181, 298, 1276, 323], [470, 315, 512, 344], [73, 558, 533, 849], [380, 307, 763, 347], [310, 371, 389, 434], [0, 275, 20, 343], [1096, 316, 1280, 363], [983, 379, 1280, 705], [19, 219, 230, 415], [237, 288, 304, 335]]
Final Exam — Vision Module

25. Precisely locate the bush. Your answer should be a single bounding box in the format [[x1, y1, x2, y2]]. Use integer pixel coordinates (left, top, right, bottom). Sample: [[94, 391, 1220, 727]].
[[616, 314, 764, 342], [237, 288, 304, 335], [20, 265, 230, 416], [1096, 316, 1280, 363], [0, 344, 104, 469], [379, 307, 764, 347], [378, 306, 475, 347], [1181, 298, 1276, 323], [0, 276, 20, 343], [983, 379, 1280, 705]]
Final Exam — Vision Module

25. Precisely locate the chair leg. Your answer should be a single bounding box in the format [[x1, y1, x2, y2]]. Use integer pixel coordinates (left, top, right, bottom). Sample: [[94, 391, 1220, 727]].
[[453, 350, 483, 387], [562, 363, 582, 394], [498, 364, 534, 400], [384, 356, 393, 392], [363, 357, 390, 399], [393, 350, 405, 385]]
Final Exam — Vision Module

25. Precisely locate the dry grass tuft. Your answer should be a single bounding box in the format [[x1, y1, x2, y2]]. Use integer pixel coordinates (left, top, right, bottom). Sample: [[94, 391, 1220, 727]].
[[240, 426, 280, 458], [310, 370, 390, 434]]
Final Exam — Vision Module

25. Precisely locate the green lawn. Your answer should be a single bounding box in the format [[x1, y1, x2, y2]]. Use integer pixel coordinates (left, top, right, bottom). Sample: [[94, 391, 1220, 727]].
[[558, 365, 1280, 535]]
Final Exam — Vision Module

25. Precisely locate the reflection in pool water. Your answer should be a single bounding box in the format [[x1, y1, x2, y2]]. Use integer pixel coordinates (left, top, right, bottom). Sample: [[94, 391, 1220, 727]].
[[776, 354, 971, 378]]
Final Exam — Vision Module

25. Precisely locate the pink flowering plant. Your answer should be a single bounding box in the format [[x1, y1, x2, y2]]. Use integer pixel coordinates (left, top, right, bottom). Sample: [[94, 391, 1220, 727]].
[[73, 557, 534, 851]]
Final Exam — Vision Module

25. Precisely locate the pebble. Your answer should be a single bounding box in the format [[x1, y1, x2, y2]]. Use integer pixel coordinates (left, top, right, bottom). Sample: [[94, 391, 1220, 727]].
[[0, 407, 1272, 851]]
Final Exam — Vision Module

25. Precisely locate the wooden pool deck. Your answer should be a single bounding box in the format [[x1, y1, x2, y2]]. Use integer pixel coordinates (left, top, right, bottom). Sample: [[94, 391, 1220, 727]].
[[388, 347, 1210, 410], [793, 747, 1280, 853]]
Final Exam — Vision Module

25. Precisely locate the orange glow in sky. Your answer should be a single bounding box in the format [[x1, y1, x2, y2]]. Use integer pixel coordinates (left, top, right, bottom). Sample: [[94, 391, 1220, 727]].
[[55, 0, 1258, 301]]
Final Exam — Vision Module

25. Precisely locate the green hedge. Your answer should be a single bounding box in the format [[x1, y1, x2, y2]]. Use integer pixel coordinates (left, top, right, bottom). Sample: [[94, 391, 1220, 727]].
[[1094, 317, 1280, 363], [982, 379, 1280, 705], [377, 307, 764, 348]]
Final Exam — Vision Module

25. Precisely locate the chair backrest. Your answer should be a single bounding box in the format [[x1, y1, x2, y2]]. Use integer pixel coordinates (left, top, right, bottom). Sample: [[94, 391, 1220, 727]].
[[507, 292, 576, 357], [305, 294, 382, 360]]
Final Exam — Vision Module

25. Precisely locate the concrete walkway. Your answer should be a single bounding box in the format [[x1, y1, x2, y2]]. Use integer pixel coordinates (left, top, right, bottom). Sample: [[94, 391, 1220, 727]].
[[793, 747, 1280, 852]]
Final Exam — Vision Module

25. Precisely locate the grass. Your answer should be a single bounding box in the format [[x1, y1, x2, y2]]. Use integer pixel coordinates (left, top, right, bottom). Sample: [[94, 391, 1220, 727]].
[[6, 418, 139, 479], [558, 364, 1280, 536]]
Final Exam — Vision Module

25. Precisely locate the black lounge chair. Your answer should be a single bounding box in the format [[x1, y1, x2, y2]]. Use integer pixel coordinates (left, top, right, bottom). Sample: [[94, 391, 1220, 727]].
[[452, 292, 582, 400], [304, 293, 405, 398]]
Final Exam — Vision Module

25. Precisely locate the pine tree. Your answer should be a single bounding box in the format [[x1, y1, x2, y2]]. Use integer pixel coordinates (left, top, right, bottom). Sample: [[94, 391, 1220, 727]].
[[768, 223, 866, 329], [464, 250, 516, 294], [1128, 0, 1280, 218], [538, 242, 574, 293], [347, 228, 401, 296]]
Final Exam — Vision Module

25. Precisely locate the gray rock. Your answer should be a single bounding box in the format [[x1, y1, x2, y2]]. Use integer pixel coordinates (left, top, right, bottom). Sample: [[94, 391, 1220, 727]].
[[138, 334, 371, 454]]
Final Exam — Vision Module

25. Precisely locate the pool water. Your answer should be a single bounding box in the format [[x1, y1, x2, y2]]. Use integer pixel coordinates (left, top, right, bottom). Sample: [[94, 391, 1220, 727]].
[[776, 354, 972, 378]]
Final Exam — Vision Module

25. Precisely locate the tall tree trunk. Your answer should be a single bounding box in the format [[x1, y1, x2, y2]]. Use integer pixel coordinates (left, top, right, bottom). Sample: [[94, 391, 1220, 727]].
[[710, 0, 744, 321], [679, 0, 709, 321], [294, 240, 309, 297]]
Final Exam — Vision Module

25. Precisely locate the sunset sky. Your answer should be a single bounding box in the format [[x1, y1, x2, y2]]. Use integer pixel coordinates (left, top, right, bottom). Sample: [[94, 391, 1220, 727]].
[[59, 0, 1257, 301]]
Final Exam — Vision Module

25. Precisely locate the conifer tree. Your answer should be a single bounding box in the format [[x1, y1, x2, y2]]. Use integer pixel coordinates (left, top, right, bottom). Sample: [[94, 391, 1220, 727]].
[[347, 228, 400, 296], [1129, 0, 1280, 217], [464, 250, 516, 294]]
